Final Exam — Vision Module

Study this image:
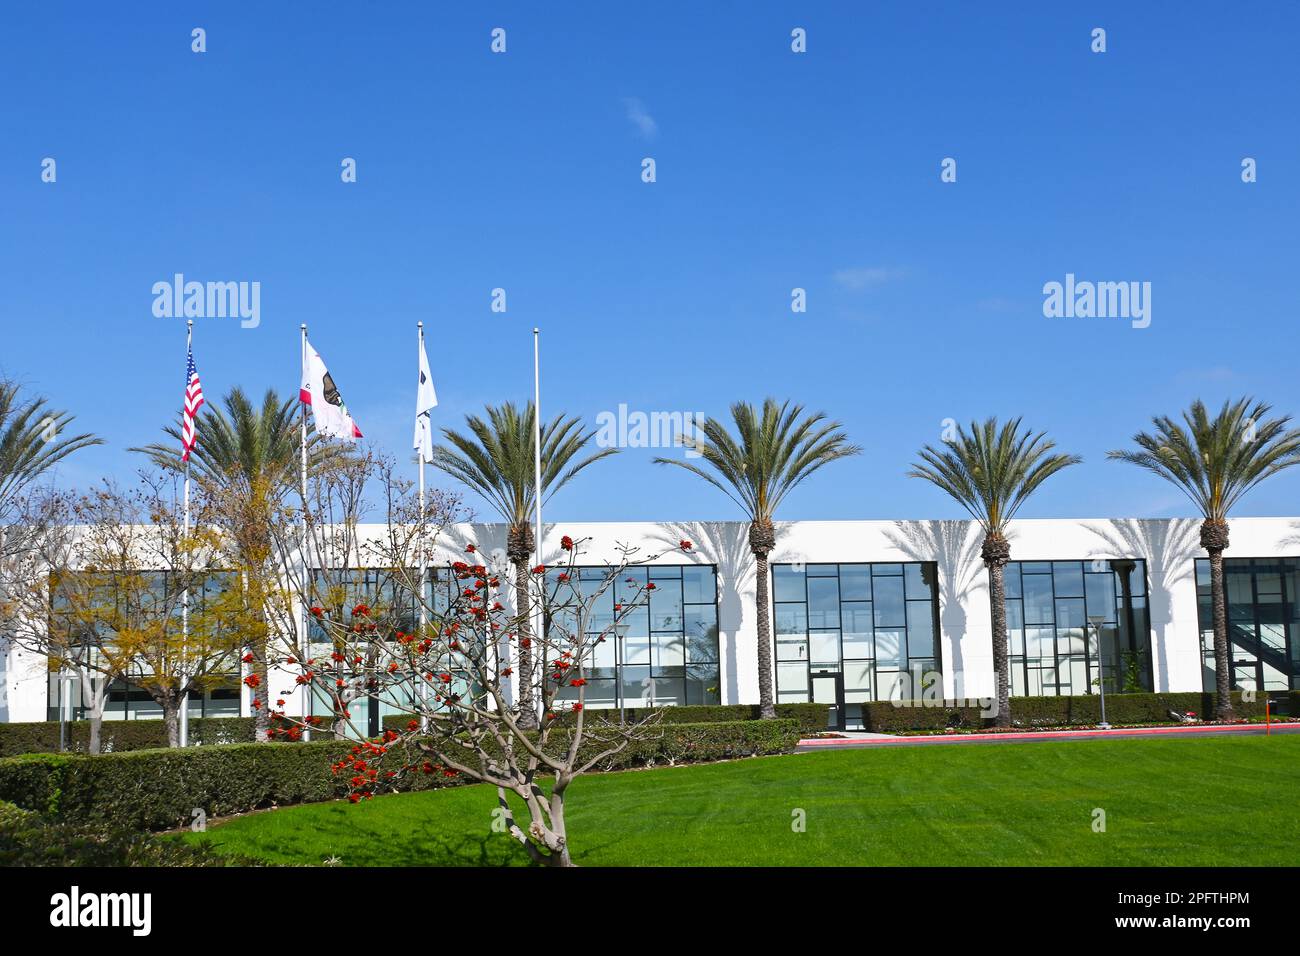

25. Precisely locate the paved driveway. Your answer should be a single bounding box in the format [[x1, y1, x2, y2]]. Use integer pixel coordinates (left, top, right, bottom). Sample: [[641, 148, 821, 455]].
[[795, 722, 1300, 751]]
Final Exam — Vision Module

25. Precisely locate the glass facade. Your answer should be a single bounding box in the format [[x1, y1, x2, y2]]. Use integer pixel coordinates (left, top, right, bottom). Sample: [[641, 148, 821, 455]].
[[1004, 559, 1152, 696], [547, 564, 720, 710], [306, 567, 469, 736], [772, 562, 941, 727], [1195, 557, 1300, 692], [45, 570, 240, 721]]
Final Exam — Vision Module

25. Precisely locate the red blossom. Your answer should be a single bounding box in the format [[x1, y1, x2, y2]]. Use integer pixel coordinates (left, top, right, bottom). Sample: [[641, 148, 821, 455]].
[[560, 535, 574, 551], [242, 673, 260, 688], [680, 539, 693, 551]]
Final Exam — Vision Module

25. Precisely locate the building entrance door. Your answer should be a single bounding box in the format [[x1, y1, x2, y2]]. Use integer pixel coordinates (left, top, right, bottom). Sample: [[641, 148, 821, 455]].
[[810, 672, 844, 731]]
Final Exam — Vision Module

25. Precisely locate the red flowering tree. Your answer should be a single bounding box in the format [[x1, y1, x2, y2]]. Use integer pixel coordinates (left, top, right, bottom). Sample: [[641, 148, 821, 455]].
[[270, 521, 693, 866]]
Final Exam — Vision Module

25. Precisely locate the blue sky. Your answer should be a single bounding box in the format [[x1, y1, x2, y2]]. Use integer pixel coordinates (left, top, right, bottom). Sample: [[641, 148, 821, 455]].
[[3, 2, 1299, 524]]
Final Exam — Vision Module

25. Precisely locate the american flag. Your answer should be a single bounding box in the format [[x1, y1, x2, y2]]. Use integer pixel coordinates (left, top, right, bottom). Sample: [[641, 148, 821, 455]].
[[181, 345, 205, 462]]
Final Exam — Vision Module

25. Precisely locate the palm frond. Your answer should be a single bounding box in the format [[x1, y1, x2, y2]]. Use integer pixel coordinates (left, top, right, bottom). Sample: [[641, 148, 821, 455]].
[[0, 380, 103, 507], [1107, 397, 1300, 521], [654, 398, 861, 523], [130, 386, 346, 496], [908, 417, 1080, 534], [431, 401, 616, 528]]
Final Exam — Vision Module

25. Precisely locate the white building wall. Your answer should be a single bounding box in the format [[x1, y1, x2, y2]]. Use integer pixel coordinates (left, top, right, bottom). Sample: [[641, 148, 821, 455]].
[[5, 516, 1299, 719]]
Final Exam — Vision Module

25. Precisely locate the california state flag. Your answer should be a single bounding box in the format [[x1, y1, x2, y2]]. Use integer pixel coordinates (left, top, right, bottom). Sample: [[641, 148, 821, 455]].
[[300, 339, 363, 440]]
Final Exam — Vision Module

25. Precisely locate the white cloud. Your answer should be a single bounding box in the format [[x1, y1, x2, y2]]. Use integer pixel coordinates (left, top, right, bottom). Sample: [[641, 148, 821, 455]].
[[623, 98, 657, 139], [832, 266, 905, 290]]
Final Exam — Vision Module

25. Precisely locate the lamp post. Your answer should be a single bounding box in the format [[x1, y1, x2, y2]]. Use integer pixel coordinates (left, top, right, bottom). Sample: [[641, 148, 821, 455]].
[[1088, 614, 1111, 729]]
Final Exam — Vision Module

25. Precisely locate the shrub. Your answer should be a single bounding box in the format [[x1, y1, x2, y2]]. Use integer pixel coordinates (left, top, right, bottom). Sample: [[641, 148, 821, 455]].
[[0, 799, 253, 867], [384, 703, 830, 735], [0, 716, 329, 757], [0, 720, 800, 831], [864, 690, 1275, 733]]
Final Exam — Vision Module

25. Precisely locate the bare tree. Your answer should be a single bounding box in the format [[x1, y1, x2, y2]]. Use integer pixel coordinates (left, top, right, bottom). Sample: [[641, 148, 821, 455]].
[[260, 456, 688, 866], [3, 478, 245, 749]]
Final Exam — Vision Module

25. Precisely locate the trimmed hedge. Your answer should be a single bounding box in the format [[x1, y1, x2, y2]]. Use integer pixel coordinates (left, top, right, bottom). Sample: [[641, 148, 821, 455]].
[[0, 799, 252, 867], [0, 716, 332, 757], [0, 719, 800, 831], [3, 706, 825, 759], [384, 703, 831, 735], [861, 690, 1283, 733]]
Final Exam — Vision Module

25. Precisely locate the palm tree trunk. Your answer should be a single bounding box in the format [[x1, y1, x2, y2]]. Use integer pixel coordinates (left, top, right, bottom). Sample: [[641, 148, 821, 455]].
[[1207, 550, 1234, 719], [749, 520, 777, 719], [508, 519, 539, 729], [981, 532, 1012, 728], [1201, 519, 1235, 721], [514, 559, 537, 729], [1201, 519, 1235, 720], [754, 552, 777, 719]]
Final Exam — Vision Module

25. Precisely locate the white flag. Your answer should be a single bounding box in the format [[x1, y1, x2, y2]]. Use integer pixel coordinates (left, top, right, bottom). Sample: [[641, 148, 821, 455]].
[[413, 334, 438, 464], [300, 339, 362, 441]]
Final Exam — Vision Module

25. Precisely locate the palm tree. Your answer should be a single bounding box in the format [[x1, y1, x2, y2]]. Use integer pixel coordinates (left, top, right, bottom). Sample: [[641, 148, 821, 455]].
[[1108, 398, 1300, 720], [0, 379, 102, 519], [654, 399, 861, 719], [909, 419, 1079, 727], [134, 386, 341, 739], [430, 402, 616, 728]]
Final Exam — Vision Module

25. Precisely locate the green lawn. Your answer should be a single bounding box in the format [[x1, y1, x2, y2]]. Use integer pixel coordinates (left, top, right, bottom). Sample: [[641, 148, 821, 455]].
[[186, 736, 1300, 866]]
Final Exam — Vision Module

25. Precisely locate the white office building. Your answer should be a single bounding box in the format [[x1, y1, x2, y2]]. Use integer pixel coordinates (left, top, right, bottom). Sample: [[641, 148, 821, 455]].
[[3, 516, 1297, 731]]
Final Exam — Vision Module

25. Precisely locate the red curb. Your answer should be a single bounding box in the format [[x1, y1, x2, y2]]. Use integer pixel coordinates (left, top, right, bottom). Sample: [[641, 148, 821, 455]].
[[798, 722, 1300, 747]]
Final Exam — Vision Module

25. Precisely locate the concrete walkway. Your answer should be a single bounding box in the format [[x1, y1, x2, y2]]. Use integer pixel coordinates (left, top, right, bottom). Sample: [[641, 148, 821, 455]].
[[795, 721, 1300, 751]]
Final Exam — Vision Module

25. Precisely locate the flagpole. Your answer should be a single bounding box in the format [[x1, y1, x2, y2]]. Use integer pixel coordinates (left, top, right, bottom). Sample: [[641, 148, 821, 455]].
[[180, 319, 192, 748], [300, 323, 312, 741], [531, 328, 543, 726], [417, 321, 429, 731]]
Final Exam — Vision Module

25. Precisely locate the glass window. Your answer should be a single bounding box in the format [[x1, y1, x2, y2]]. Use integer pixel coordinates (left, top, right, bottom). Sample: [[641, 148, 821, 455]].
[[682, 565, 716, 604], [873, 576, 906, 628], [906, 601, 935, 659], [904, 563, 935, 600], [1005, 559, 1153, 697], [541, 564, 719, 712], [773, 565, 806, 602], [1195, 556, 1300, 693], [840, 565, 872, 601], [810, 630, 840, 666], [770, 561, 941, 704], [807, 577, 841, 629], [1052, 562, 1085, 598]]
